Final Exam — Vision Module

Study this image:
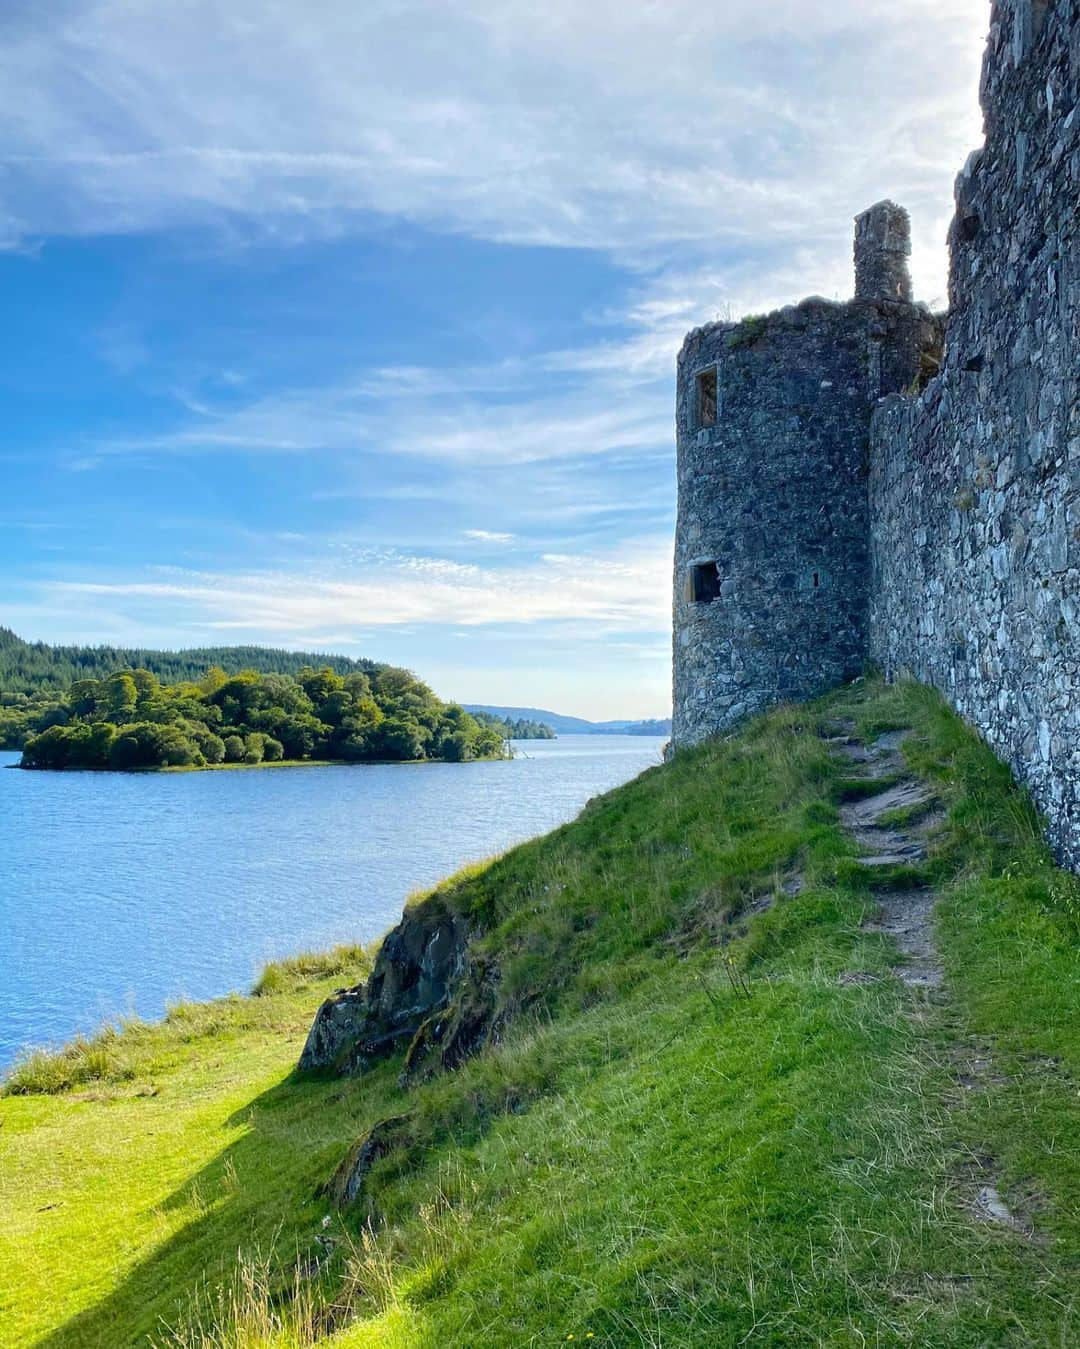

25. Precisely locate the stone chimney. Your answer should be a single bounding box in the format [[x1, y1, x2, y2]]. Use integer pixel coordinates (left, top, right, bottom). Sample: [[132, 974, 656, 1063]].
[[854, 200, 913, 303]]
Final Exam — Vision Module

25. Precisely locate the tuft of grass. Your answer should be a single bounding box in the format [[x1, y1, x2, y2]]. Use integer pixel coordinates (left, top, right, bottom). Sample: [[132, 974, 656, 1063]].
[[253, 945, 372, 998], [154, 1243, 324, 1349], [3, 1029, 138, 1096]]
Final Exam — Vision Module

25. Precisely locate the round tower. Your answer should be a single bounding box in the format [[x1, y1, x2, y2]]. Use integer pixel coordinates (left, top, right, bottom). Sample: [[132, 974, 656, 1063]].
[[671, 204, 937, 746]]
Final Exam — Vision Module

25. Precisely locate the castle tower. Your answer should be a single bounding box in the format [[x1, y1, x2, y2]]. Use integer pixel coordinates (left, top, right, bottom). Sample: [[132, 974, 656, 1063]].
[[671, 205, 941, 747], [854, 200, 913, 302]]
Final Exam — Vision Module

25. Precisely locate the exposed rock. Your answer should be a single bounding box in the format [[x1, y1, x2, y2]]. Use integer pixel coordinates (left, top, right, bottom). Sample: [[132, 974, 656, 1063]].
[[299, 895, 473, 1074], [829, 730, 943, 989], [325, 1113, 415, 1208], [401, 953, 501, 1081]]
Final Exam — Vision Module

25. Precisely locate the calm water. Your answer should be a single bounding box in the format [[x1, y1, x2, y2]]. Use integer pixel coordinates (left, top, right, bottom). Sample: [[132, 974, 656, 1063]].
[[0, 736, 664, 1070]]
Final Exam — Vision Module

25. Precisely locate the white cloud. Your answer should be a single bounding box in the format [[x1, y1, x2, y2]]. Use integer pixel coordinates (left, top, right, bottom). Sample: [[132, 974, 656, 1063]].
[[1, 0, 986, 301], [43, 537, 673, 639], [81, 331, 676, 466], [464, 529, 514, 543]]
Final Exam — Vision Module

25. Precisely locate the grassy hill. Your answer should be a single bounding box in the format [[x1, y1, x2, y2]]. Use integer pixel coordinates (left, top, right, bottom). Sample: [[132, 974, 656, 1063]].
[[0, 627, 381, 695], [1, 678, 1078, 1346]]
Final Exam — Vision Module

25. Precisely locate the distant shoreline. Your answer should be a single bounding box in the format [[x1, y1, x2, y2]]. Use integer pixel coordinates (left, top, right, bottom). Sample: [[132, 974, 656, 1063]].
[[12, 750, 514, 775]]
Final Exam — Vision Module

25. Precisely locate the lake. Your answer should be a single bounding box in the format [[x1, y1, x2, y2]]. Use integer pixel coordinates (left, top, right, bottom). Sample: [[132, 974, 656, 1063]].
[[0, 736, 665, 1071]]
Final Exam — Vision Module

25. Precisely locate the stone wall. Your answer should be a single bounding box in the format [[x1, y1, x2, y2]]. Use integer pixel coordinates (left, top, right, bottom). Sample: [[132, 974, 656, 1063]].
[[672, 212, 939, 746], [868, 0, 1080, 868]]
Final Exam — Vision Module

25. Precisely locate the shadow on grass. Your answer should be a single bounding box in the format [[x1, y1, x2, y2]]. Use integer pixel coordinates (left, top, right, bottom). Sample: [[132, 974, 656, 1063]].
[[39, 1062, 394, 1349]]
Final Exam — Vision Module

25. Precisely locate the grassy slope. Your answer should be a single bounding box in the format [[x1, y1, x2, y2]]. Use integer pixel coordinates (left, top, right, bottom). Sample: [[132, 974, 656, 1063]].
[[1, 680, 1078, 1347]]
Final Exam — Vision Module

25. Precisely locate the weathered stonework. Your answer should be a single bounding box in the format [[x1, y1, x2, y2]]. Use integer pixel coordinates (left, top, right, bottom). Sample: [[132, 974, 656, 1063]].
[[674, 1, 1079, 870], [672, 212, 941, 745], [869, 0, 1080, 870]]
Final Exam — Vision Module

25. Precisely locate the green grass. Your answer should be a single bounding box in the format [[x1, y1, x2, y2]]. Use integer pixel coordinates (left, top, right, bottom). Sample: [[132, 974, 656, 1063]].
[[2, 679, 1078, 1347]]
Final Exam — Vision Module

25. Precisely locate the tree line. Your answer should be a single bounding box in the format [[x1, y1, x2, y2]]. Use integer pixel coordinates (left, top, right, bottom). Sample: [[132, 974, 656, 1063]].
[[470, 712, 556, 740], [9, 665, 508, 771], [0, 626, 377, 695]]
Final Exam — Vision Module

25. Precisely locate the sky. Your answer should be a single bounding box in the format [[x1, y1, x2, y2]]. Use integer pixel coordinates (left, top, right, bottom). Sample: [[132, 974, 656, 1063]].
[[0, 0, 989, 720]]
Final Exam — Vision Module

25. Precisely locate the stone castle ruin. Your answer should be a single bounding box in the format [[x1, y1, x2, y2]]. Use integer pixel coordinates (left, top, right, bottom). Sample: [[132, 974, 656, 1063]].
[[672, 0, 1079, 871]]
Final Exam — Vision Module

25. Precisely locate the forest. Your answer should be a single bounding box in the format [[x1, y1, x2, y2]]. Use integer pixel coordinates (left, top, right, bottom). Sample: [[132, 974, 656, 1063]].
[[7, 664, 507, 771], [0, 626, 376, 694]]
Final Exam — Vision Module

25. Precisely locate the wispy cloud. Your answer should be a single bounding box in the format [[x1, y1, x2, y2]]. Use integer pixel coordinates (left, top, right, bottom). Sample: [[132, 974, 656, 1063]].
[[45, 538, 671, 637], [464, 529, 514, 544], [2, 0, 985, 299]]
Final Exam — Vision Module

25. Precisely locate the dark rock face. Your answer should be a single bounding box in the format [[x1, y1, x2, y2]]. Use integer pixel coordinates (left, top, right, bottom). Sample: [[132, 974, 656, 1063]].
[[869, 1, 1080, 870], [298, 897, 472, 1074], [400, 953, 501, 1079]]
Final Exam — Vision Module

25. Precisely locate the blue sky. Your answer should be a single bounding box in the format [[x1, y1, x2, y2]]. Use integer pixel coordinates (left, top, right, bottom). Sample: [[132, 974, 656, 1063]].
[[0, 1, 987, 718]]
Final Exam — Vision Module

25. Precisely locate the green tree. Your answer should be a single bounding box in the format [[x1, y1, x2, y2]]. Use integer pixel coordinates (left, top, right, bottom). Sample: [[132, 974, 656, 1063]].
[[108, 722, 201, 769], [274, 714, 326, 760], [211, 673, 265, 726], [200, 666, 228, 696], [343, 672, 372, 700], [130, 669, 159, 705], [199, 731, 226, 764], [102, 673, 138, 723], [68, 679, 100, 718], [374, 717, 429, 761], [222, 735, 246, 763], [297, 665, 346, 707]]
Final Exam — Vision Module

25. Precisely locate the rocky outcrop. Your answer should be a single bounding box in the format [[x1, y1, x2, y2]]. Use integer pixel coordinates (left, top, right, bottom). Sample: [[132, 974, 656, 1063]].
[[298, 886, 506, 1080], [299, 894, 474, 1075], [325, 1113, 416, 1208]]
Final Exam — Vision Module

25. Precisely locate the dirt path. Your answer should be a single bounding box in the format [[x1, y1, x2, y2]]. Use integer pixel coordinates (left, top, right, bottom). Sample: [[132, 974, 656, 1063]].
[[826, 724, 1035, 1237], [828, 728, 943, 988]]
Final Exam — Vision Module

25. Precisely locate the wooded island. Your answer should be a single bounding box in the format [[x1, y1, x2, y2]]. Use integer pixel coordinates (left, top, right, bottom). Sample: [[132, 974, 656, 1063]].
[[8, 664, 508, 771]]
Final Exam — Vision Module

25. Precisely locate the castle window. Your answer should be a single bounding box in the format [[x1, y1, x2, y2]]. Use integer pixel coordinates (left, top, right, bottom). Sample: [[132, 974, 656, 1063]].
[[689, 561, 722, 603], [696, 368, 717, 428], [957, 212, 981, 243]]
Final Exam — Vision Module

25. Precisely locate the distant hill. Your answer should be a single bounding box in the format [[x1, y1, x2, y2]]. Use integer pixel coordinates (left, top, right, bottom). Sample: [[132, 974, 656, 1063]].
[[462, 704, 671, 737], [0, 627, 381, 695]]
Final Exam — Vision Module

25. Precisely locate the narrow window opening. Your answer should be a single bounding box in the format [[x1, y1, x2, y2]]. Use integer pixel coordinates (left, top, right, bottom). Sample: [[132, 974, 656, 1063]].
[[696, 368, 717, 428], [957, 212, 981, 243], [689, 562, 722, 603]]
